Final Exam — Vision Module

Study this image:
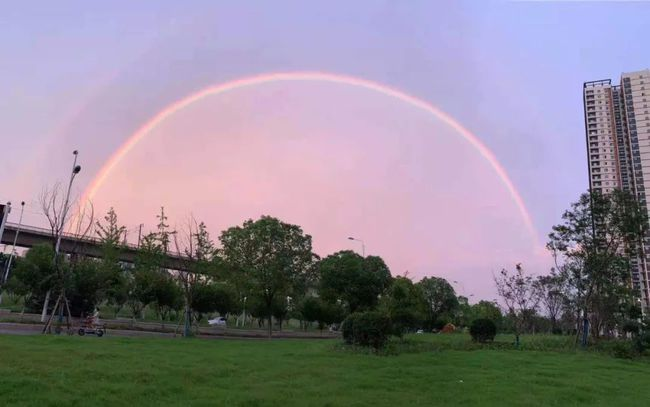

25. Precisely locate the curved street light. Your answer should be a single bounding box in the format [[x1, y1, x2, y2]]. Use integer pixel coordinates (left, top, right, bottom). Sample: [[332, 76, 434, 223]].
[[347, 236, 365, 257]]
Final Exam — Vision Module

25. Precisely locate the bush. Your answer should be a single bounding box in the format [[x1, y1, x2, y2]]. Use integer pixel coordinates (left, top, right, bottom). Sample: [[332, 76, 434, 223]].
[[633, 331, 650, 355], [469, 318, 497, 343], [342, 311, 391, 349], [612, 341, 636, 359], [341, 313, 360, 345]]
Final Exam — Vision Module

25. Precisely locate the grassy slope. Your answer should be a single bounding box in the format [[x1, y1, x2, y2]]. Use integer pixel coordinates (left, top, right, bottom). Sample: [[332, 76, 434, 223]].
[[1, 334, 649, 406]]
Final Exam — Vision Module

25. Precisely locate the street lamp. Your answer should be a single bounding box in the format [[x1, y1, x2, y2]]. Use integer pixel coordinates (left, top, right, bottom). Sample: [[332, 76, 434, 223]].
[[55, 150, 81, 254], [49, 150, 81, 332], [347, 236, 365, 257]]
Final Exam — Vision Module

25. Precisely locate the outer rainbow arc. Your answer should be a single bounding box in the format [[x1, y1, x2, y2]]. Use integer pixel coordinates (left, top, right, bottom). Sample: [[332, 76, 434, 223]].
[[82, 71, 538, 242]]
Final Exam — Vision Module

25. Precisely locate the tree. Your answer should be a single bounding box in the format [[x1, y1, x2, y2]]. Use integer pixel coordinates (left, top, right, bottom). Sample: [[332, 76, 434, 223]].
[[319, 250, 391, 313], [300, 297, 321, 329], [38, 183, 94, 325], [271, 296, 290, 330], [417, 276, 458, 329], [152, 272, 182, 326], [494, 264, 541, 347], [127, 233, 162, 321], [67, 258, 104, 317], [471, 300, 503, 329], [156, 207, 172, 254], [548, 190, 646, 343], [362, 256, 393, 294], [534, 269, 568, 333], [299, 297, 344, 333], [96, 207, 128, 317], [96, 207, 126, 246], [5, 244, 57, 313], [381, 277, 424, 337], [176, 219, 220, 336], [191, 283, 218, 321], [219, 216, 315, 337], [212, 283, 237, 317]]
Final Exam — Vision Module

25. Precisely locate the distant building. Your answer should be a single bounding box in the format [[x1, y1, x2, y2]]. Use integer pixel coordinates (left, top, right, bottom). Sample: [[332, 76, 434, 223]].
[[583, 69, 650, 307]]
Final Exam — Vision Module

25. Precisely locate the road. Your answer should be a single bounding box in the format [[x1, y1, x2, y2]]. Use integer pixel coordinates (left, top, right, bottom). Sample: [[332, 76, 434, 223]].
[[0, 322, 339, 340], [0, 322, 177, 338]]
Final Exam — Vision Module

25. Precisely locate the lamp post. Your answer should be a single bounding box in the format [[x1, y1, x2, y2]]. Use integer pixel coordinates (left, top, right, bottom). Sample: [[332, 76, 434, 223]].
[[55, 150, 81, 255], [347, 236, 365, 257], [47, 150, 81, 331]]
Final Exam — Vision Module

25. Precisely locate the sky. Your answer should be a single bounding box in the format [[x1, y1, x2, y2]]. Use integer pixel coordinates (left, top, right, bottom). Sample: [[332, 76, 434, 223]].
[[2, 1, 650, 301]]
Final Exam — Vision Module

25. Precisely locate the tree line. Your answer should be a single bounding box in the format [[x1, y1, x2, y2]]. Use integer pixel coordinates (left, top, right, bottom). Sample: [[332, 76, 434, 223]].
[[1, 206, 505, 337], [2, 188, 646, 347]]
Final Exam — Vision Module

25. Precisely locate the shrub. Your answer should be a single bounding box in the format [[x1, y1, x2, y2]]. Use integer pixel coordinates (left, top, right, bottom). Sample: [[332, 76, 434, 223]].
[[633, 330, 650, 355], [622, 320, 641, 335], [469, 318, 497, 343], [353, 311, 391, 350], [612, 341, 636, 359], [342, 311, 391, 349], [341, 313, 360, 345]]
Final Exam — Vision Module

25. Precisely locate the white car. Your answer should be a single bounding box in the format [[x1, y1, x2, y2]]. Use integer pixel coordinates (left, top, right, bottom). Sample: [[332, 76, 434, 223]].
[[208, 316, 227, 326]]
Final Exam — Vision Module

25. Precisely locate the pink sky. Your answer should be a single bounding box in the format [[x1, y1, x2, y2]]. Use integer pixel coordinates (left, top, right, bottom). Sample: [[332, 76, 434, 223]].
[[88, 81, 544, 299]]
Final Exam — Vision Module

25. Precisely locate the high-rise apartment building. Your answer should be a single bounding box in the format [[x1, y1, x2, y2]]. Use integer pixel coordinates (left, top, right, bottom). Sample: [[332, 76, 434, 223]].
[[583, 69, 650, 307]]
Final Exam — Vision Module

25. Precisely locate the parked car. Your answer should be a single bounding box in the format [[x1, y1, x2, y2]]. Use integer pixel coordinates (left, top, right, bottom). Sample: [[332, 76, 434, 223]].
[[208, 316, 227, 326]]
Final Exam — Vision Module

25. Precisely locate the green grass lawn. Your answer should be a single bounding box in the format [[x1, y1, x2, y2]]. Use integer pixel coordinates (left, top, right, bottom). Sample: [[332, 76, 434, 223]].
[[1, 333, 649, 406]]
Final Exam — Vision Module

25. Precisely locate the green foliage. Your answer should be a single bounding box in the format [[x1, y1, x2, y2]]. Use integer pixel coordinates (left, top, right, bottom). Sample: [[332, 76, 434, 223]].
[[381, 277, 424, 336], [6, 244, 57, 311], [211, 283, 237, 316], [96, 207, 129, 316], [319, 251, 391, 313], [67, 258, 105, 316], [470, 318, 497, 343], [342, 311, 392, 350], [300, 297, 344, 332], [96, 207, 126, 247], [152, 272, 182, 320], [219, 216, 315, 336], [416, 276, 458, 329], [471, 301, 503, 328], [300, 297, 321, 324], [191, 283, 218, 319], [494, 265, 540, 342], [341, 312, 360, 344], [548, 190, 648, 339]]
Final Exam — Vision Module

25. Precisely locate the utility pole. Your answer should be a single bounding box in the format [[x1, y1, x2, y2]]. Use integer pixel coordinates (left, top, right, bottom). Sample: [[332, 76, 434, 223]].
[[137, 224, 143, 248]]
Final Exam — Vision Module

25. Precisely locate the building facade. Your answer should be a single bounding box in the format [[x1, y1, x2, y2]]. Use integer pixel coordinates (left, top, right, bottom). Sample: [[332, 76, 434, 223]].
[[583, 69, 650, 308]]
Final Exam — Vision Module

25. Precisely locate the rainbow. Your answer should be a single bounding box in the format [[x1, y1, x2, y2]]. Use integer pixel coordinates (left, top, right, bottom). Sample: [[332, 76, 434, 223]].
[[82, 71, 537, 240]]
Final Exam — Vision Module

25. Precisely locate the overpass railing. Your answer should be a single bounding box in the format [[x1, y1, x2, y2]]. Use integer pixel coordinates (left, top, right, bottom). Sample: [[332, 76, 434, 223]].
[[4, 222, 187, 259]]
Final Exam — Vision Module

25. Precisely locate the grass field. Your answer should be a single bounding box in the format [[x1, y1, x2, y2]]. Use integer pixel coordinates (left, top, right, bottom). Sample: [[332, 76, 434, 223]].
[[1, 333, 650, 406]]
